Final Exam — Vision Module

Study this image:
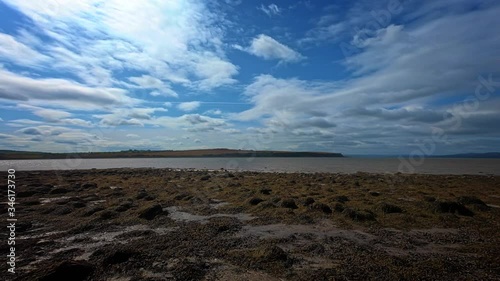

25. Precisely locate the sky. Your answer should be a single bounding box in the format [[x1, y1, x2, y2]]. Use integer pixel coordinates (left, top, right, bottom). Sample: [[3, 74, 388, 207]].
[[0, 0, 499, 155]]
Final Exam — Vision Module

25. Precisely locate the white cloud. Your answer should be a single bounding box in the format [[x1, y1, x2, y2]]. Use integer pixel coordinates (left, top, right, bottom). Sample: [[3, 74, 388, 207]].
[[17, 105, 71, 121], [235, 4, 500, 154], [128, 75, 178, 98], [177, 101, 201, 112], [0, 33, 49, 67], [259, 4, 281, 17], [95, 107, 167, 127], [1, 0, 239, 92], [204, 109, 222, 116], [193, 57, 239, 90], [245, 34, 304, 63], [126, 134, 140, 138], [60, 118, 93, 127], [15, 125, 74, 136], [0, 68, 137, 109], [300, 22, 347, 45]]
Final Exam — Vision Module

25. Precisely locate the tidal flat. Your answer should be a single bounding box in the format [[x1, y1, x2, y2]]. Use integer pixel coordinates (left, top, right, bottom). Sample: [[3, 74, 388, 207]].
[[2, 168, 500, 280]]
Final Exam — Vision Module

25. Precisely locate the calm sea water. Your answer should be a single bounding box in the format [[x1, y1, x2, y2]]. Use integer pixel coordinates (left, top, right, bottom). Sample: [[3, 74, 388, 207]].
[[0, 157, 499, 175]]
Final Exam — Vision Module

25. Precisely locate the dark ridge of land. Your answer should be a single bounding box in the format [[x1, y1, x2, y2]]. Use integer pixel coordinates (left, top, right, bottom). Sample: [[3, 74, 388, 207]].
[[0, 149, 343, 160], [431, 152, 500, 158], [3, 168, 499, 280]]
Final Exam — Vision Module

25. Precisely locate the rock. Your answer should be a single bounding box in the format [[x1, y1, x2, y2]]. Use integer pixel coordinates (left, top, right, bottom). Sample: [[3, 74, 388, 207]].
[[138, 204, 164, 220], [72, 202, 86, 208], [136, 190, 149, 199], [260, 188, 272, 195], [115, 202, 133, 212], [16, 222, 32, 232], [303, 197, 315, 206], [304, 243, 326, 255], [170, 259, 209, 281], [333, 195, 349, 203], [200, 175, 211, 181], [457, 196, 487, 206], [258, 201, 276, 209], [206, 217, 242, 234], [281, 199, 298, 209], [82, 206, 105, 217], [254, 245, 289, 263], [81, 182, 97, 189], [55, 198, 72, 205], [423, 196, 436, 202], [17, 190, 37, 197], [39, 261, 93, 281], [99, 210, 118, 220], [378, 202, 403, 214], [49, 188, 69, 194], [432, 201, 474, 216], [248, 197, 264, 205], [312, 203, 332, 214], [103, 249, 134, 265], [189, 196, 204, 204], [369, 191, 381, 196], [35, 185, 53, 194], [470, 204, 491, 211], [52, 206, 73, 215], [342, 208, 376, 221], [174, 193, 192, 201], [333, 203, 345, 213], [24, 200, 41, 206], [271, 197, 281, 203]]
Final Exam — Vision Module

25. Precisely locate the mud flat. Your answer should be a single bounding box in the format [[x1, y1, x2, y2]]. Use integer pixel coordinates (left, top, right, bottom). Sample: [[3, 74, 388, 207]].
[[1, 168, 499, 280]]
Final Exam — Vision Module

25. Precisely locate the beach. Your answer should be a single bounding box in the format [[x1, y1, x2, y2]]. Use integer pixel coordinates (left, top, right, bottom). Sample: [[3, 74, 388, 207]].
[[2, 168, 500, 280]]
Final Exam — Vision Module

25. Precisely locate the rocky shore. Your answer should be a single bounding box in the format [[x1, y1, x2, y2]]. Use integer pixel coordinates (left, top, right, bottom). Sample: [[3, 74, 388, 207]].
[[1, 168, 499, 280]]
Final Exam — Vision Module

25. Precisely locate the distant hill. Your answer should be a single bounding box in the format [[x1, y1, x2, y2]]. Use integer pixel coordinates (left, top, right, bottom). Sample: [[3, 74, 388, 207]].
[[431, 152, 500, 158], [0, 149, 343, 160]]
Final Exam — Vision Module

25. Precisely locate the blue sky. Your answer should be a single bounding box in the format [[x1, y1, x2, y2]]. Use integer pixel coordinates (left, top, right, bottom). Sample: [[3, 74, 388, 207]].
[[0, 0, 499, 155]]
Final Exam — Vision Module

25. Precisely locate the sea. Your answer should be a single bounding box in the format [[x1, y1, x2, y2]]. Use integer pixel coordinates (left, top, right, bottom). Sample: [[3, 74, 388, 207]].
[[1, 157, 499, 175]]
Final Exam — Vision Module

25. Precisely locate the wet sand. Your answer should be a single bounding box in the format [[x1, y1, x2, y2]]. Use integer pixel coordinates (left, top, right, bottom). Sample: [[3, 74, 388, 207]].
[[2, 168, 500, 280]]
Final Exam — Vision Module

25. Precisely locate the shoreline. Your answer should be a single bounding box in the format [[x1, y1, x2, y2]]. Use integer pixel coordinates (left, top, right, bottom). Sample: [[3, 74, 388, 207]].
[[2, 158, 500, 175], [7, 166, 500, 176], [3, 168, 500, 280]]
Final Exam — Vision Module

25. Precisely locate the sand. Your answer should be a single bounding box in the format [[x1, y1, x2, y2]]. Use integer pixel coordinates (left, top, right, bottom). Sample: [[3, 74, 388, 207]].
[[2, 168, 499, 280]]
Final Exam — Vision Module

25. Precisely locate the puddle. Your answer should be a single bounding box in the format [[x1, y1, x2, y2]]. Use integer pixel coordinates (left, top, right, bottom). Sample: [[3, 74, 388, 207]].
[[108, 277, 132, 281], [89, 199, 107, 206], [21, 224, 177, 269], [66, 224, 176, 244], [40, 197, 70, 204], [209, 199, 230, 209], [237, 220, 375, 244], [19, 230, 66, 240], [164, 206, 255, 224], [380, 244, 461, 256], [408, 228, 459, 235]]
